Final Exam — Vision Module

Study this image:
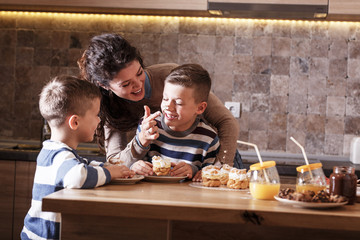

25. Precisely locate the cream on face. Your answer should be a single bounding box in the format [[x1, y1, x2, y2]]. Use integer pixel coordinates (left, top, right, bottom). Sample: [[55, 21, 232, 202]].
[[161, 82, 200, 132]]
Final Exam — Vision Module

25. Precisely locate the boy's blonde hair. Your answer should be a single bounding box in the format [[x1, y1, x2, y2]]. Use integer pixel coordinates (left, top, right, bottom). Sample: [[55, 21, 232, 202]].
[[39, 75, 101, 127], [165, 64, 211, 103]]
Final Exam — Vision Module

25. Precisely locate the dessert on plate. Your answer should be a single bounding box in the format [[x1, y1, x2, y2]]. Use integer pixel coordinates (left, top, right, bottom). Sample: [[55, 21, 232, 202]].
[[201, 165, 221, 187], [152, 155, 171, 176], [278, 188, 347, 203], [219, 164, 232, 185], [227, 168, 249, 189]]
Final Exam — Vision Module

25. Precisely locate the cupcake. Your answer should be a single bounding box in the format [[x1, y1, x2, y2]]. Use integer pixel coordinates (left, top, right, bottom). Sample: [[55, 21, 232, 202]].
[[201, 165, 221, 187], [152, 156, 171, 176], [219, 164, 232, 185], [227, 168, 249, 189]]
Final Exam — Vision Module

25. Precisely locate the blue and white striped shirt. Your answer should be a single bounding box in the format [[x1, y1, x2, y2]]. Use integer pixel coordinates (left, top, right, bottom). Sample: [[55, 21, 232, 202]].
[[137, 115, 220, 175], [21, 140, 111, 240]]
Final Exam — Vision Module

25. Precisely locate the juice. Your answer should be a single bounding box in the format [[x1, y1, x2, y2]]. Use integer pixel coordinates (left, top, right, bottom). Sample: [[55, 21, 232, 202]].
[[249, 182, 280, 200], [296, 184, 326, 193]]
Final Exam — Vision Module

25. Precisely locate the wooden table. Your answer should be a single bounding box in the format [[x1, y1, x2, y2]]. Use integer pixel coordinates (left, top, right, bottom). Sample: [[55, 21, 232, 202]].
[[43, 180, 360, 240]]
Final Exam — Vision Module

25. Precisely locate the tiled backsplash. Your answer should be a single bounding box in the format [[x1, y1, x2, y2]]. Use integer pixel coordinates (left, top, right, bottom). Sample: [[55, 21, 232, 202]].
[[0, 12, 359, 157]]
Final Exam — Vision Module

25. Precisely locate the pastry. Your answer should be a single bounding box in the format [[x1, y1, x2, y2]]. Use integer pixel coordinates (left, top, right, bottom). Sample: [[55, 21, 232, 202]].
[[219, 164, 232, 185], [201, 165, 221, 187], [277, 188, 347, 203], [226, 168, 249, 189], [152, 156, 171, 176]]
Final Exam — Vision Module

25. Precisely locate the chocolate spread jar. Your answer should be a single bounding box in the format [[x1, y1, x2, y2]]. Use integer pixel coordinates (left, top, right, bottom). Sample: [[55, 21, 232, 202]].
[[329, 166, 358, 205]]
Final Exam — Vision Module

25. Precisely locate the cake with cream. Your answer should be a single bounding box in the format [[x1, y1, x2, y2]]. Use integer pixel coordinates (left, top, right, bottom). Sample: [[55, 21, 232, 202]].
[[152, 156, 171, 176], [201, 165, 221, 187], [219, 164, 232, 185], [227, 168, 249, 189]]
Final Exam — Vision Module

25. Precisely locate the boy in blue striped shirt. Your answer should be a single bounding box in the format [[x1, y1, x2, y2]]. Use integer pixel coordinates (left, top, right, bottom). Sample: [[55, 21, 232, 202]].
[[21, 76, 134, 240], [130, 64, 220, 179]]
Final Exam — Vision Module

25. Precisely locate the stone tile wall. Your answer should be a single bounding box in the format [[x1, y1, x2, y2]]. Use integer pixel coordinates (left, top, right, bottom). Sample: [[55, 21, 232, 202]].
[[0, 12, 359, 157]]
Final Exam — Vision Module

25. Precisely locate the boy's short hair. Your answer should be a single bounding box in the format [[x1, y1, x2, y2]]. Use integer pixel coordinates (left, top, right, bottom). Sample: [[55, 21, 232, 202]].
[[39, 75, 101, 127], [165, 64, 211, 103]]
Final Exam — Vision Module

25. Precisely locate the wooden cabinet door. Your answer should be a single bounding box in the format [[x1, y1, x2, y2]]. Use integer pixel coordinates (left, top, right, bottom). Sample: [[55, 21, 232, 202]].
[[0, 161, 15, 240], [13, 161, 36, 239], [329, 0, 360, 15], [0, 0, 207, 10]]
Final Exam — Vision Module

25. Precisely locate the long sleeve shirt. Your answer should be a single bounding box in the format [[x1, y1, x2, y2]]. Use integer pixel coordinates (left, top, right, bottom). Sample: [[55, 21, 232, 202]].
[[21, 140, 111, 240], [105, 63, 239, 167], [135, 115, 220, 176]]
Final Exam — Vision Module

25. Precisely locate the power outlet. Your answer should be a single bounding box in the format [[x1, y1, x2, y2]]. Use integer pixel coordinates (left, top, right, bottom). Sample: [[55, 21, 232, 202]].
[[225, 101, 241, 118]]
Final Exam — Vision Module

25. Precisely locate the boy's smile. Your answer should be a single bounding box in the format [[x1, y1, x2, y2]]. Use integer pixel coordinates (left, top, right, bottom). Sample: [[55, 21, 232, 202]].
[[161, 82, 205, 132]]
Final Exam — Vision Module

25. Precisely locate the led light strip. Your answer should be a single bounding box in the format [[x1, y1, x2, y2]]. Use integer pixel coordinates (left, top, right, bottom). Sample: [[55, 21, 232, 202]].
[[0, 10, 359, 25]]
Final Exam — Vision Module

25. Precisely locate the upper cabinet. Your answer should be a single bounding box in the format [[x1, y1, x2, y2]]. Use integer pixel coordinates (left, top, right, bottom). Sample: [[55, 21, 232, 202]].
[[328, 0, 360, 20], [1, 0, 360, 21], [0, 0, 207, 11]]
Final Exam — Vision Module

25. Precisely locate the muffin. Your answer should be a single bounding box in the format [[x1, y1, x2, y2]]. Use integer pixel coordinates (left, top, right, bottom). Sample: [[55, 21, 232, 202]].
[[219, 164, 232, 185], [152, 156, 171, 176], [227, 168, 249, 189], [201, 165, 221, 187]]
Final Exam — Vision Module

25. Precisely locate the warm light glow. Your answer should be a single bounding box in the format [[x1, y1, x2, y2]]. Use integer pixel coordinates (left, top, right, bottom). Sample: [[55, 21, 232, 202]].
[[1, 10, 360, 25]]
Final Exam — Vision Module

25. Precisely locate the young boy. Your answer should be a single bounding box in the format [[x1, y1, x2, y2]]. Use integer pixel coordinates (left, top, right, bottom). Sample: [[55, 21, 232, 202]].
[[21, 76, 134, 240], [130, 64, 220, 178]]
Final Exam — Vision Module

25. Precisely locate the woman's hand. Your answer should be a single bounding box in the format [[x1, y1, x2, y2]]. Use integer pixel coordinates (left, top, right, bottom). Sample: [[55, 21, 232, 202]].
[[170, 162, 193, 178], [192, 170, 202, 182], [138, 105, 161, 147], [131, 160, 153, 176]]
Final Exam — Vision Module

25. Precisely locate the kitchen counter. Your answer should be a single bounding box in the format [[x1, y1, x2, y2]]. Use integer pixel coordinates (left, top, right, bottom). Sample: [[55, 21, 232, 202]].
[[1, 139, 359, 177], [42, 181, 360, 240], [0, 139, 106, 162]]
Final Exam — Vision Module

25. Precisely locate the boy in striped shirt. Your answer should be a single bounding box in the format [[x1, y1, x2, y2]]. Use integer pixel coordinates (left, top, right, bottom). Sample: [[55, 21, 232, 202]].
[[131, 64, 220, 179], [21, 76, 134, 240]]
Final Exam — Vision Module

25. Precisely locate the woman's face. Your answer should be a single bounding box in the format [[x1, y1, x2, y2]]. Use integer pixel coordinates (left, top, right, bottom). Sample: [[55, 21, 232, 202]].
[[108, 60, 146, 102]]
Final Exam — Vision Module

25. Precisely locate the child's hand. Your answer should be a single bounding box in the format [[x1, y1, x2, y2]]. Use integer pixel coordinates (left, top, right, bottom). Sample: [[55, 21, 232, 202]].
[[170, 162, 193, 178], [131, 160, 153, 176], [104, 164, 135, 179], [138, 105, 161, 147], [192, 170, 202, 182]]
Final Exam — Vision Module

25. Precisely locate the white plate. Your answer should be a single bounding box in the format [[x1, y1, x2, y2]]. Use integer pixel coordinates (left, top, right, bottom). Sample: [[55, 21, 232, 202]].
[[189, 182, 251, 193], [144, 175, 187, 183], [110, 175, 144, 184], [274, 196, 348, 209]]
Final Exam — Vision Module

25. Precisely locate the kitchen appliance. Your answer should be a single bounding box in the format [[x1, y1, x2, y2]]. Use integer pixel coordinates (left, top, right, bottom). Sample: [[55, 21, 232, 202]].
[[208, 0, 328, 19], [350, 137, 360, 164]]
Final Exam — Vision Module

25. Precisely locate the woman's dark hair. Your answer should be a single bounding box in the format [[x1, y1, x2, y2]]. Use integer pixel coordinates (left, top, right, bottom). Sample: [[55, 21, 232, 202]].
[[78, 33, 145, 148]]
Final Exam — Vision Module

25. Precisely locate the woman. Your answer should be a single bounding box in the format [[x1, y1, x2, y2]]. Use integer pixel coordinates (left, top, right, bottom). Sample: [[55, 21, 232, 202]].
[[78, 33, 243, 180]]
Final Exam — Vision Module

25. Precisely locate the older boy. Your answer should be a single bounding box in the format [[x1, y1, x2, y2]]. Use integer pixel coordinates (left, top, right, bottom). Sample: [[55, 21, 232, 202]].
[[21, 76, 134, 240], [130, 64, 220, 178]]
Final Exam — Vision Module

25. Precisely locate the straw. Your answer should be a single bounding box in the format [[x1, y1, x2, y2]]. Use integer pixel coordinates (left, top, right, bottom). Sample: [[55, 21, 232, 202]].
[[237, 140, 269, 182], [290, 137, 313, 179]]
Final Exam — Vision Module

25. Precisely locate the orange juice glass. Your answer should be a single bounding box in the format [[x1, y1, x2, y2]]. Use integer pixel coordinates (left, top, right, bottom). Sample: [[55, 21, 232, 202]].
[[296, 163, 327, 193], [249, 161, 280, 200]]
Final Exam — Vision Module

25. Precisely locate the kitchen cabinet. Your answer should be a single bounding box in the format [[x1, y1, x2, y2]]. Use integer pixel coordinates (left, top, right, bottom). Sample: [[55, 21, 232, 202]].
[[0, 161, 15, 240], [13, 161, 36, 239], [328, 0, 360, 20], [0, 160, 36, 240], [0, 0, 207, 11]]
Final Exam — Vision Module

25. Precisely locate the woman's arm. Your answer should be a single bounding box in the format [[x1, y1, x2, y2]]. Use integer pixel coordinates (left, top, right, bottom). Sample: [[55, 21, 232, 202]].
[[104, 125, 148, 167], [203, 92, 240, 166]]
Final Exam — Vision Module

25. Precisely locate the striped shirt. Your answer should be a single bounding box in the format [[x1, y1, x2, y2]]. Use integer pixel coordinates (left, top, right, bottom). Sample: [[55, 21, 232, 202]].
[[137, 115, 220, 175], [21, 140, 111, 240]]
